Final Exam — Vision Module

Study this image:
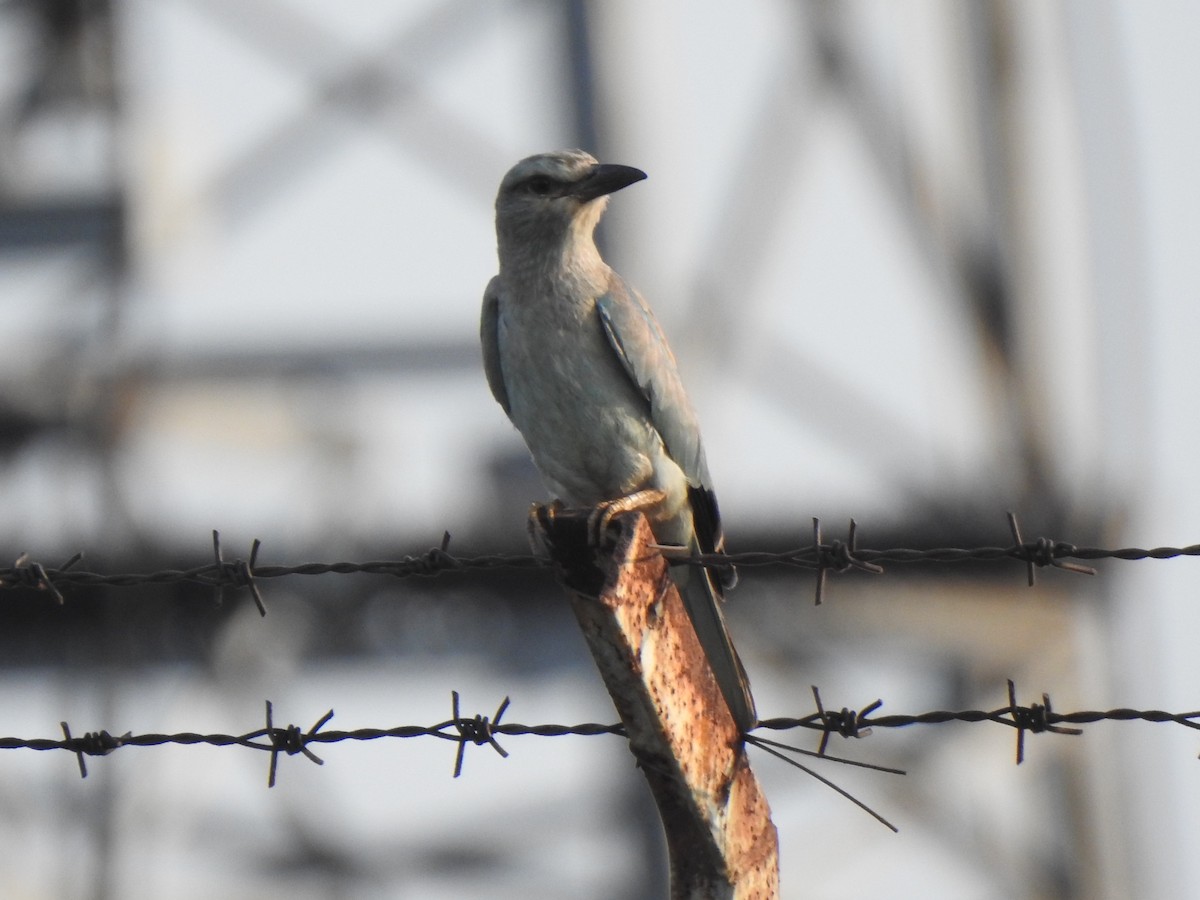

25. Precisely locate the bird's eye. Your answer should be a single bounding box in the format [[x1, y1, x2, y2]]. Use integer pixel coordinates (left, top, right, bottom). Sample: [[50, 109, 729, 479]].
[[526, 176, 553, 196]]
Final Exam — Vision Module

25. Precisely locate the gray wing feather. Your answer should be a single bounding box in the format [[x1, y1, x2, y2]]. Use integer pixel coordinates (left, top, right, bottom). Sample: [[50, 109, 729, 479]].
[[480, 276, 511, 415], [595, 276, 710, 487], [596, 275, 733, 583]]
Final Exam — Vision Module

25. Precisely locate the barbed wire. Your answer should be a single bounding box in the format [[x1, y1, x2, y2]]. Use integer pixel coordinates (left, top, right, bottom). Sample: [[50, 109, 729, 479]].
[[4, 514, 1198, 828], [3, 683, 1198, 792], [2, 513, 1198, 613]]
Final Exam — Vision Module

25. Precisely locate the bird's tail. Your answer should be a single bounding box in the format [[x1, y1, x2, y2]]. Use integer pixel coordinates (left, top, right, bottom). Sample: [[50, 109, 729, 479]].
[[674, 555, 757, 734]]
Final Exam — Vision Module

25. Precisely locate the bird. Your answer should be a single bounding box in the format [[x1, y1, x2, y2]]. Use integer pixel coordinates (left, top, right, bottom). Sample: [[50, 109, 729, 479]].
[[480, 149, 755, 732]]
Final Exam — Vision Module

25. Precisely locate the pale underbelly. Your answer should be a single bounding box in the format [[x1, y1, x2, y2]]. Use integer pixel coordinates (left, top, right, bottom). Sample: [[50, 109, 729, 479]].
[[513, 390, 657, 505]]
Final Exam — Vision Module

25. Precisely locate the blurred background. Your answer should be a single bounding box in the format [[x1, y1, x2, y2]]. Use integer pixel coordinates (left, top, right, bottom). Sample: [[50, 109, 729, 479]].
[[1, 0, 1198, 897]]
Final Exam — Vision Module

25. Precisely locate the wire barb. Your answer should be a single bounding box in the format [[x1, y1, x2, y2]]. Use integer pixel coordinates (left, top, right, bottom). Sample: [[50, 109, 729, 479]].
[[2, 551, 83, 605], [262, 700, 332, 787], [59, 721, 130, 778], [1007, 512, 1098, 586], [811, 518, 885, 605], [415, 531, 460, 575], [810, 685, 881, 755], [211, 530, 266, 616], [448, 691, 510, 778], [1004, 679, 1084, 764]]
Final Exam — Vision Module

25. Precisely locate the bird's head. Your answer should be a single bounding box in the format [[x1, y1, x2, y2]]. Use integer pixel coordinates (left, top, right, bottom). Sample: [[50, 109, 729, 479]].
[[494, 150, 646, 260]]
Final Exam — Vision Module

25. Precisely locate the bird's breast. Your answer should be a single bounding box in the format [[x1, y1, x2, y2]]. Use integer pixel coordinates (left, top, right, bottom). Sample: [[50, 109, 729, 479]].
[[497, 290, 656, 505]]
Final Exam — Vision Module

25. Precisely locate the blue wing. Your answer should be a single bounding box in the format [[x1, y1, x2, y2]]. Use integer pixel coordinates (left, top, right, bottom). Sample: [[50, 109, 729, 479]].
[[595, 275, 709, 485], [594, 275, 730, 581], [480, 276, 511, 415]]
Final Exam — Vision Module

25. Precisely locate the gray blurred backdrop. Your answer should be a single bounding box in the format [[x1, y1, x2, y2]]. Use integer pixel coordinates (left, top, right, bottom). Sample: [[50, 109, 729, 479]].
[[1, 2, 1198, 898]]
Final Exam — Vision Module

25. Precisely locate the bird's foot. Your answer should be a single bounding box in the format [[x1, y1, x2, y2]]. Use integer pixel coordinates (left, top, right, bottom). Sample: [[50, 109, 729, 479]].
[[587, 489, 667, 547], [527, 500, 565, 557]]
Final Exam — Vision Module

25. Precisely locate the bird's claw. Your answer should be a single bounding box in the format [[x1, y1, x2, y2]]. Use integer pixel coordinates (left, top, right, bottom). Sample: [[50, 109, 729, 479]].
[[527, 500, 565, 557], [586, 504, 616, 548], [586, 489, 668, 548]]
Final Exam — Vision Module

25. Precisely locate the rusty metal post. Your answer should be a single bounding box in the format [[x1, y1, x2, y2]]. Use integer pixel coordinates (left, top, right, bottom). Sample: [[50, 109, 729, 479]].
[[539, 509, 779, 899]]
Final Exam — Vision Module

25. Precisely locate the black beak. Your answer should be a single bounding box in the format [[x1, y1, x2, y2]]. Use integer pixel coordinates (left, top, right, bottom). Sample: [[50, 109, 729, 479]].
[[569, 164, 647, 202]]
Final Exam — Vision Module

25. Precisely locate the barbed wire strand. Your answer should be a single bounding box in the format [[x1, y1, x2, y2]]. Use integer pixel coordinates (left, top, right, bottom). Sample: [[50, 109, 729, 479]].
[[4, 683, 1198, 783], [2, 514, 1198, 612], [3, 515, 1199, 828], [4, 683, 1199, 831]]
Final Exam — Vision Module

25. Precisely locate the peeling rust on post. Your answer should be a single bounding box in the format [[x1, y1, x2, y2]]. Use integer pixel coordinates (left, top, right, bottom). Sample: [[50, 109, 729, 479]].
[[540, 509, 779, 899]]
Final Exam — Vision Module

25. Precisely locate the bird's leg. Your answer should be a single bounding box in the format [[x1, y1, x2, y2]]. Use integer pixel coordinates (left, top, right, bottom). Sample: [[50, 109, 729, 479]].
[[527, 499, 565, 557], [587, 489, 667, 546]]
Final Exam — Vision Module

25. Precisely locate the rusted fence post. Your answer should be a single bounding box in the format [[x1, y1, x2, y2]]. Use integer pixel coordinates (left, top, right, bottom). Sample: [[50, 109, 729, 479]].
[[538, 509, 779, 899]]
